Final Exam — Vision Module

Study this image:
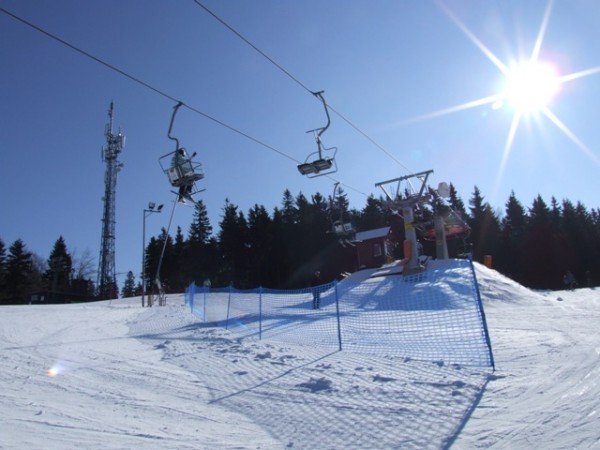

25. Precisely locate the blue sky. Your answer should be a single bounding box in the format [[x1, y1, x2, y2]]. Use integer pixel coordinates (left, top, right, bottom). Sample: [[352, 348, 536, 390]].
[[1, 0, 598, 287]]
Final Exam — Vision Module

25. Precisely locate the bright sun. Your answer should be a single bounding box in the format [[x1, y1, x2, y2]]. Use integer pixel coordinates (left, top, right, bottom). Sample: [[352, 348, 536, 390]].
[[504, 61, 561, 114]]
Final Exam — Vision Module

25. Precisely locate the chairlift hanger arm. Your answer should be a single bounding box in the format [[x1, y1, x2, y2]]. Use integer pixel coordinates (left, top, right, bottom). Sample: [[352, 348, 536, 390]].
[[168, 101, 184, 151], [311, 91, 331, 139]]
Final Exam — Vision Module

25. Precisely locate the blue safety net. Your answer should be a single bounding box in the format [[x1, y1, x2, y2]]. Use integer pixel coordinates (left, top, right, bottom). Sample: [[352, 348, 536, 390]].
[[185, 259, 494, 367]]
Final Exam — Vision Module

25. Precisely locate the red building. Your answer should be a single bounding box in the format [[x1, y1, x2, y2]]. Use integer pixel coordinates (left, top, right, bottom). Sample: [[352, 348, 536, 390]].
[[355, 226, 395, 269]]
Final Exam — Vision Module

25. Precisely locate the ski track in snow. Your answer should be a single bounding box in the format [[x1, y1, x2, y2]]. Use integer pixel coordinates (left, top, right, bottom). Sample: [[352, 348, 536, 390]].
[[129, 304, 488, 449], [0, 262, 598, 449]]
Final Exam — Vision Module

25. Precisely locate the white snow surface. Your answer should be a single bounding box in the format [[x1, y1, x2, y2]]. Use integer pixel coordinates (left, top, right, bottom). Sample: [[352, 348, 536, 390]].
[[1, 262, 599, 449]]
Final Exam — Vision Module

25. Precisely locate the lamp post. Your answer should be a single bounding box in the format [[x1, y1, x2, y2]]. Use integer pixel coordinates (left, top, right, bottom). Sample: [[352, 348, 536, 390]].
[[142, 202, 163, 307]]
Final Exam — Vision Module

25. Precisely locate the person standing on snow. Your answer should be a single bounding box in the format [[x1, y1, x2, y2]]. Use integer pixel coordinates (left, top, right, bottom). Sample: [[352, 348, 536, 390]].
[[311, 271, 322, 310], [563, 271, 577, 290]]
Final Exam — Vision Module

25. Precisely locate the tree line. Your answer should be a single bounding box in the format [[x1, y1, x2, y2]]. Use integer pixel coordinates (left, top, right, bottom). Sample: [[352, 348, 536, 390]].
[[0, 236, 96, 304], [141, 185, 599, 294], [1, 184, 598, 304]]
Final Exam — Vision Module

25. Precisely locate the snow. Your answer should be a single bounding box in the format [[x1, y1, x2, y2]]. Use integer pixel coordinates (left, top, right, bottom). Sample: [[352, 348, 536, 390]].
[[1, 262, 599, 449]]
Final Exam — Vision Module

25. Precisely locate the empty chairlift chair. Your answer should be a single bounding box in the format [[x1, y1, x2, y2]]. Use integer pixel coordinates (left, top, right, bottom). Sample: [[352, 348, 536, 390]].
[[297, 90, 338, 178]]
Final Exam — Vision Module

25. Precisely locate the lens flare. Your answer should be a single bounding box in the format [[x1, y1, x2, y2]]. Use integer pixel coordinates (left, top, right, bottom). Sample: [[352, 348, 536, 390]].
[[46, 363, 66, 377]]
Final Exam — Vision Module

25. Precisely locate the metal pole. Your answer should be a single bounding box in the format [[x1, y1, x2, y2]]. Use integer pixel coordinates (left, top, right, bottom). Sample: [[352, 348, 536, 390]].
[[226, 284, 232, 330], [155, 197, 178, 306], [142, 210, 146, 307], [402, 205, 420, 270], [334, 280, 342, 351], [259, 287, 263, 340], [142, 204, 162, 307], [434, 215, 449, 260], [469, 258, 495, 371], [189, 283, 194, 313], [203, 285, 207, 323]]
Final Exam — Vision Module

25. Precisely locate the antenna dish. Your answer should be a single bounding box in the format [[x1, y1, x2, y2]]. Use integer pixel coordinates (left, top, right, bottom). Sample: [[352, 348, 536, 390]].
[[437, 182, 450, 198]]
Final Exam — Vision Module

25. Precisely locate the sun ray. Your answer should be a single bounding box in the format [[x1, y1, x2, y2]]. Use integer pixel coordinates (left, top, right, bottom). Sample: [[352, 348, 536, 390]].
[[542, 108, 600, 166], [396, 94, 503, 126], [436, 0, 509, 74], [559, 66, 600, 83], [531, 0, 554, 61], [493, 112, 522, 198]]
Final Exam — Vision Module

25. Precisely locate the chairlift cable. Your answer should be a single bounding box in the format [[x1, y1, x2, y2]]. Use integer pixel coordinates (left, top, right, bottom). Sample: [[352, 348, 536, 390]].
[[1, 6, 369, 199], [0, 7, 181, 105], [0, 8, 296, 161], [325, 104, 413, 173], [191, 0, 413, 174], [192, 0, 314, 95]]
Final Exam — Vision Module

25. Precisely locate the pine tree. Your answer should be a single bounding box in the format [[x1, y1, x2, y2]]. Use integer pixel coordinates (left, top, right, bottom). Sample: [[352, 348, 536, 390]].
[[4, 239, 34, 304], [559, 200, 591, 285], [171, 226, 186, 291], [294, 192, 331, 284], [359, 196, 386, 231], [278, 190, 300, 286], [550, 197, 561, 228], [468, 186, 501, 262], [185, 200, 214, 286], [522, 195, 562, 288], [71, 249, 96, 298], [121, 271, 136, 298], [44, 236, 73, 293], [448, 183, 467, 219], [499, 191, 526, 279], [247, 204, 273, 287], [218, 199, 249, 287], [269, 207, 289, 287], [281, 189, 299, 227], [188, 200, 212, 245]]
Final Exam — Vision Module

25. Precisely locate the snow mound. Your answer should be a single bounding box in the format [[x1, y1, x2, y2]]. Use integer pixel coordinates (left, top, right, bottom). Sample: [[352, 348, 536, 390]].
[[473, 261, 547, 305]]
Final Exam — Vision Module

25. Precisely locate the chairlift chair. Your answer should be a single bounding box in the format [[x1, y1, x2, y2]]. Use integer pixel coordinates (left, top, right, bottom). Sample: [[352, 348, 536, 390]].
[[328, 182, 358, 247], [297, 91, 338, 178], [158, 149, 205, 204], [159, 102, 206, 204]]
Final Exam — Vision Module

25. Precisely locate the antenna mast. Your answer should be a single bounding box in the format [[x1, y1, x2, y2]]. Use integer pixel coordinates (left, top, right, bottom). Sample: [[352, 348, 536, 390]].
[[97, 101, 125, 299]]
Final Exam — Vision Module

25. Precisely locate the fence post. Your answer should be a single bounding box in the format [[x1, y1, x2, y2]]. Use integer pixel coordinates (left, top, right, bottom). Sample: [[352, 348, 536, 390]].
[[226, 284, 232, 330], [190, 283, 195, 313], [203, 285, 207, 323], [334, 280, 342, 351], [259, 286, 263, 340], [469, 258, 495, 371]]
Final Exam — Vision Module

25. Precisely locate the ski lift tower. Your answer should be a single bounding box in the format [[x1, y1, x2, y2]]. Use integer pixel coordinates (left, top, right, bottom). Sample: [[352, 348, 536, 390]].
[[97, 102, 125, 300], [375, 170, 433, 274]]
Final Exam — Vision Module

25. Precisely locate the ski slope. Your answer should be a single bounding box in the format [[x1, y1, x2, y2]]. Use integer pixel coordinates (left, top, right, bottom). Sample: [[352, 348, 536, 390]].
[[0, 262, 598, 449]]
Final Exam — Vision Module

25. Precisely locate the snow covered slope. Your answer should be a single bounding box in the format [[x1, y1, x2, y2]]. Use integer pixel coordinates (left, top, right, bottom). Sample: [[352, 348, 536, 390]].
[[1, 263, 598, 449]]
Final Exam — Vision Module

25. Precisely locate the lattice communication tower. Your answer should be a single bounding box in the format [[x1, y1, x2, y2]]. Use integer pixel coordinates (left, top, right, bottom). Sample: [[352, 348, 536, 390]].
[[97, 102, 125, 299]]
